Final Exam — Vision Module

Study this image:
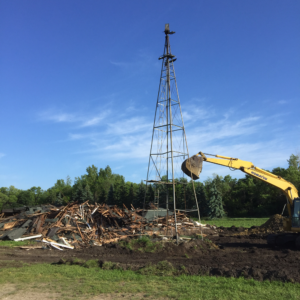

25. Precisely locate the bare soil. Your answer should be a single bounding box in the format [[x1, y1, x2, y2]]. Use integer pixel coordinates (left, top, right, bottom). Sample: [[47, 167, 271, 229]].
[[1, 224, 300, 284]]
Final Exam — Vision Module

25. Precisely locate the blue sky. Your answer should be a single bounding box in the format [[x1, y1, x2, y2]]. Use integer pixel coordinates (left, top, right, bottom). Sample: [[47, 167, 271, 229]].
[[1, 1, 299, 190]]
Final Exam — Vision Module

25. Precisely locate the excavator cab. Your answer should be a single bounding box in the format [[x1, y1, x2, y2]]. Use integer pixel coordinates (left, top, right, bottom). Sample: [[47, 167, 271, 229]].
[[292, 198, 300, 227]]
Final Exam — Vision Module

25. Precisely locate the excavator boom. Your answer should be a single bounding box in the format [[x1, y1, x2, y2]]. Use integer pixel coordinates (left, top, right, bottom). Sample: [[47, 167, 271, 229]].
[[182, 152, 299, 224], [182, 151, 298, 200]]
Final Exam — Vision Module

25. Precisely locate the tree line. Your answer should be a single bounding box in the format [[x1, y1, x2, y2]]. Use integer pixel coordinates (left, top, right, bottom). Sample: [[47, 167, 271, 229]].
[[0, 154, 299, 218]]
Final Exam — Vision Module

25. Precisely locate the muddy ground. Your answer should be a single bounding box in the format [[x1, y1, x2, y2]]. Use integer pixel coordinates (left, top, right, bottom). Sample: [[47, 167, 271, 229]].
[[1, 226, 300, 284]]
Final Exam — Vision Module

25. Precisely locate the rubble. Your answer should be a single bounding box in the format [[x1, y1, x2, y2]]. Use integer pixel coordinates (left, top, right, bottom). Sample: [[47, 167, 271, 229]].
[[0, 201, 210, 250]]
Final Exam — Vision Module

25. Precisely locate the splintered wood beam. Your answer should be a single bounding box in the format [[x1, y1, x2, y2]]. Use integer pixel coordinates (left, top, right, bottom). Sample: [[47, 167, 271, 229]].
[[76, 221, 86, 243]]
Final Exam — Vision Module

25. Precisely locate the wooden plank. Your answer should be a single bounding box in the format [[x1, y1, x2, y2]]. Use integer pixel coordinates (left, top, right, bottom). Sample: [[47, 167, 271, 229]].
[[3, 221, 18, 230], [76, 221, 86, 244], [36, 215, 47, 234]]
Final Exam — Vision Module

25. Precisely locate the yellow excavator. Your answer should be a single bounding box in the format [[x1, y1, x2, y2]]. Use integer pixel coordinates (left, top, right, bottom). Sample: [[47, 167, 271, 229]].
[[181, 152, 300, 248]]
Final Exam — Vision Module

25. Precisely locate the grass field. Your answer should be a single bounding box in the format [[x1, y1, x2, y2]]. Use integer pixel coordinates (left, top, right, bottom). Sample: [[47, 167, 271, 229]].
[[0, 261, 299, 300], [200, 218, 269, 228], [0, 240, 36, 248]]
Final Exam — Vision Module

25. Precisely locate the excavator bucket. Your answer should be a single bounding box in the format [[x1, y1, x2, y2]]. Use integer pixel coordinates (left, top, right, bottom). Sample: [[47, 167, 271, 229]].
[[181, 155, 203, 180]]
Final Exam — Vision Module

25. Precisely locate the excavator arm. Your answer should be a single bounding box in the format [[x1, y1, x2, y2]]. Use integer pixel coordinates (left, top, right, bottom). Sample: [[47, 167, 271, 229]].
[[181, 151, 299, 231], [198, 152, 299, 204]]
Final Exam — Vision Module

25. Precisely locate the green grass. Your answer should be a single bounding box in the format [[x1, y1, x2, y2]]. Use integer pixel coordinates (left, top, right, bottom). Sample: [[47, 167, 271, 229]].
[[137, 260, 185, 276], [0, 262, 299, 299], [0, 240, 37, 248], [200, 218, 269, 228], [119, 236, 163, 252]]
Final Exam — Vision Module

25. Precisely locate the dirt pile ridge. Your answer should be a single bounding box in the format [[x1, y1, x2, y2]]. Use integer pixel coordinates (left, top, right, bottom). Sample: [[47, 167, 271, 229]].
[[228, 214, 285, 236], [260, 214, 284, 232]]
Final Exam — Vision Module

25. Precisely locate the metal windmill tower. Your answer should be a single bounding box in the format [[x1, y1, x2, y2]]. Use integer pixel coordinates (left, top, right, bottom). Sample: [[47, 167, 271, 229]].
[[144, 24, 200, 242]]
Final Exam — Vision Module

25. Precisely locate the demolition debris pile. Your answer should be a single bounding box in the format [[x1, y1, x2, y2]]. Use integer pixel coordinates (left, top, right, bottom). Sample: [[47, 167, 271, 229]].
[[0, 201, 207, 250]]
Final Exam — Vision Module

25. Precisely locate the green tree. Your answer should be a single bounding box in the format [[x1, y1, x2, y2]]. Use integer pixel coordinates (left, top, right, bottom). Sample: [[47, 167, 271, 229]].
[[66, 175, 72, 186], [134, 181, 146, 208], [55, 192, 64, 206], [85, 165, 99, 201], [5, 186, 20, 204], [84, 183, 94, 203], [107, 185, 115, 205], [145, 184, 154, 207], [98, 186, 107, 203], [17, 190, 35, 206], [196, 183, 209, 217], [72, 180, 86, 203], [72, 180, 94, 204], [175, 178, 186, 209], [51, 179, 72, 204], [0, 192, 9, 210], [288, 154, 300, 170], [116, 181, 128, 207], [29, 186, 43, 205], [125, 183, 135, 208], [207, 181, 225, 219], [112, 174, 126, 203], [97, 166, 114, 202]]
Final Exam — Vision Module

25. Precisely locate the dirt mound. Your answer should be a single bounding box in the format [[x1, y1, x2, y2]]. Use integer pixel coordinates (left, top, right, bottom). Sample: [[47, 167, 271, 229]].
[[162, 239, 218, 255], [260, 214, 284, 232], [218, 225, 246, 234], [232, 214, 285, 237]]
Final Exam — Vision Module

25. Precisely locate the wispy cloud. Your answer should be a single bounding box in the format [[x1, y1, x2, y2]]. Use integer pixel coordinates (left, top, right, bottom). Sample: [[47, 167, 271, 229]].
[[110, 61, 130, 68], [0, 153, 5, 159], [186, 116, 262, 146], [69, 133, 86, 140], [39, 111, 76, 123], [81, 111, 111, 127], [110, 51, 157, 71], [83, 133, 151, 163], [38, 98, 298, 182], [278, 100, 288, 105], [39, 109, 111, 128], [66, 106, 266, 171], [106, 117, 152, 136], [182, 106, 213, 123]]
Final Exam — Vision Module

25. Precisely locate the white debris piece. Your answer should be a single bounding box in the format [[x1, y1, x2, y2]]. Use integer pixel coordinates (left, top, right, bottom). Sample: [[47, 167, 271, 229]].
[[42, 239, 74, 249], [51, 244, 63, 251], [193, 221, 207, 227], [14, 234, 42, 242], [60, 237, 72, 248]]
